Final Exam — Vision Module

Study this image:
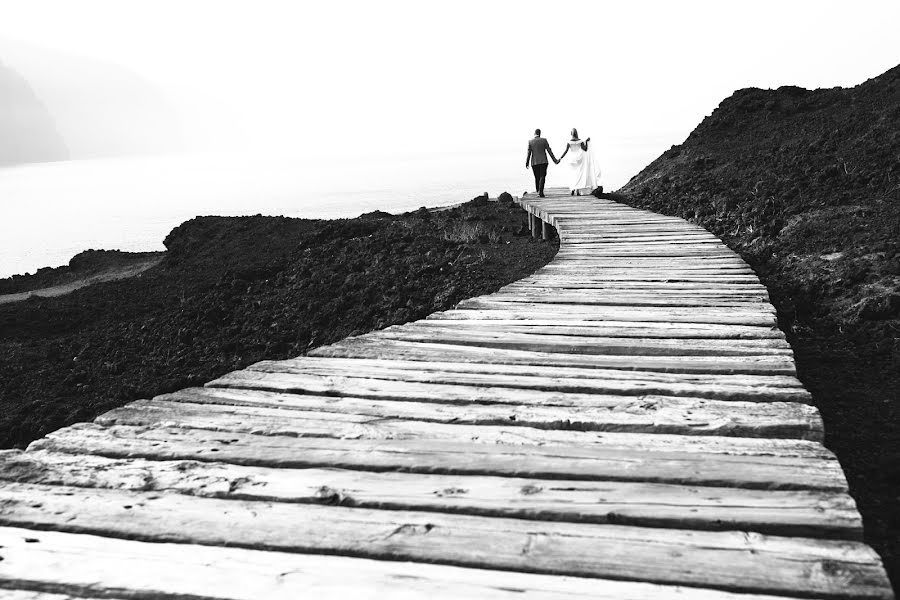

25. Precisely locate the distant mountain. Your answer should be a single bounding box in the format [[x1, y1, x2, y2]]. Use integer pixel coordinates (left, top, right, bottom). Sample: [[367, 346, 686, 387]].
[[0, 59, 68, 165], [0, 38, 182, 160]]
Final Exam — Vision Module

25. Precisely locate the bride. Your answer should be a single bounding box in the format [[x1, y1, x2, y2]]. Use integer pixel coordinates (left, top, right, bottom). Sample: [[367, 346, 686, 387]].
[[557, 128, 600, 195]]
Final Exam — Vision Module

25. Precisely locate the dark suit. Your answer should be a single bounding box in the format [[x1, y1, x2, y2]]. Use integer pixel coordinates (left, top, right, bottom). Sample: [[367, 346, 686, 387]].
[[527, 136, 553, 196]]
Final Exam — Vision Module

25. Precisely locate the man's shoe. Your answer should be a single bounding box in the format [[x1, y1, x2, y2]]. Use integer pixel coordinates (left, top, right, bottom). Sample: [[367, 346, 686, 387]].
[[539, 193, 545, 198]]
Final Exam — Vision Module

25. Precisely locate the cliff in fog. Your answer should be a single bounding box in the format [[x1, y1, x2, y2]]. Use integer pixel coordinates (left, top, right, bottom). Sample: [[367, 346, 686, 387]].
[[0, 60, 68, 166]]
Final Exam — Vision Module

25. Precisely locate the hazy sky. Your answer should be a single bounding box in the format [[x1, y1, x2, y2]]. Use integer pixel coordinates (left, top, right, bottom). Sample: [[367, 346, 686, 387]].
[[1, 0, 899, 186]]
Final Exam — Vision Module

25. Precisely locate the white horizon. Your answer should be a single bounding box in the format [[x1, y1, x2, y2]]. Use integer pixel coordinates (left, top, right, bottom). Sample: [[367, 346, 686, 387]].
[[1, 0, 898, 189]]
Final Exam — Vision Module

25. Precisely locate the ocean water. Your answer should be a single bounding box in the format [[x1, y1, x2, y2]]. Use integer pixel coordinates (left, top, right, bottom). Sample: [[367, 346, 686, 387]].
[[0, 152, 533, 279]]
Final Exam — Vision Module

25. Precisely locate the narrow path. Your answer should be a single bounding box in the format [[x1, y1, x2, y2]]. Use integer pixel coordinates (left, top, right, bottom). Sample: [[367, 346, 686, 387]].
[[0, 189, 891, 599], [0, 256, 162, 304]]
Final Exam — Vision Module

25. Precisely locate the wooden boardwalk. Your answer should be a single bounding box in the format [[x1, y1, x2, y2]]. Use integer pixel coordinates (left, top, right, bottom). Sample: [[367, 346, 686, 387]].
[[0, 188, 892, 599]]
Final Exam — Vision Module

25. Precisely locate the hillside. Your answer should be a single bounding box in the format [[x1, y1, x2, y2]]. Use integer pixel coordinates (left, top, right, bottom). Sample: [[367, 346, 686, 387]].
[[619, 64, 900, 586], [0, 60, 68, 165]]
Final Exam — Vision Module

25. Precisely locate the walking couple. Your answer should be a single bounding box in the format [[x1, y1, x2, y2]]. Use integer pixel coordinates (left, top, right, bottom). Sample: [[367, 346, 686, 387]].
[[526, 128, 601, 197]]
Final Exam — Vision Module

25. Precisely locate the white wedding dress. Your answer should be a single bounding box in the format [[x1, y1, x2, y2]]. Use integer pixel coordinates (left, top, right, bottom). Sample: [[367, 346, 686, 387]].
[[564, 139, 601, 192]]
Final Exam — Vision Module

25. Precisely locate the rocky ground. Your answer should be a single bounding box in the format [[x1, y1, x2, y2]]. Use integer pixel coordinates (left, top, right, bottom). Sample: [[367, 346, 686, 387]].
[[0, 196, 557, 449], [618, 64, 900, 587]]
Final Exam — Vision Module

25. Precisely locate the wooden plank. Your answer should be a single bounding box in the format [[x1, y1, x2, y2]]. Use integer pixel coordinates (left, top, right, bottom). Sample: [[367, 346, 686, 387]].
[[0, 483, 889, 598], [525, 275, 763, 283], [95, 399, 829, 460], [106, 388, 825, 441], [0, 530, 860, 600], [410, 320, 782, 339], [172, 386, 822, 438], [247, 356, 809, 397], [484, 288, 770, 298], [364, 328, 794, 356], [217, 361, 812, 403], [523, 272, 763, 280], [268, 356, 805, 386], [4, 526, 757, 600], [29, 423, 846, 491], [469, 296, 772, 308], [0, 450, 861, 539], [309, 337, 798, 375], [208, 365, 806, 404], [503, 287, 770, 297], [440, 303, 778, 326], [432, 311, 774, 325]]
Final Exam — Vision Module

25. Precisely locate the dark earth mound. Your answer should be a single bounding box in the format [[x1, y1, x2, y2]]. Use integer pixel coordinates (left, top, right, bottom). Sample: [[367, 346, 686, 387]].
[[620, 64, 900, 587], [0, 197, 557, 449], [0, 249, 165, 295]]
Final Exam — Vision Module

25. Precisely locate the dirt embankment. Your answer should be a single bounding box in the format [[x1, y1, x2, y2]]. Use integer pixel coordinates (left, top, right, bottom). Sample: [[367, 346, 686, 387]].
[[0, 197, 557, 449], [618, 64, 900, 587], [0, 251, 164, 305]]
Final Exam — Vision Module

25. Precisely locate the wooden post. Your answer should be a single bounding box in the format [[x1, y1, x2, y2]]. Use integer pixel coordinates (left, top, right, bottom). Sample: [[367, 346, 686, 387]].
[[532, 215, 540, 239], [542, 220, 550, 241]]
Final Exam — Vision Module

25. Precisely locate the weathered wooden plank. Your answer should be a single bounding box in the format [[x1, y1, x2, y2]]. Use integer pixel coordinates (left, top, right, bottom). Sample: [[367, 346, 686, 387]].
[[490, 289, 769, 300], [502, 276, 760, 284], [32, 421, 845, 492], [526, 275, 762, 283], [4, 526, 758, 600], [249, 356, 807, 395], [95, 399, 828, 460], [270, 355, 804, 387], [0, 483, 889, 598], [217, 361, 812, 403], [546, 262, 753, 271], [417, 318, 781, 335], [364, 328, 794, 356], [309, 337, 798, 375], [410, 320, 782, 339], [509, 278, 766, 287], [441, 303, 779, 326], [468, 296, 772, 308], [208, 365, 804, 404], [171, 386, 822, 438], [0, 450, 860, 539], [104, 388, 825, 441], [503, 287, 771, 298]]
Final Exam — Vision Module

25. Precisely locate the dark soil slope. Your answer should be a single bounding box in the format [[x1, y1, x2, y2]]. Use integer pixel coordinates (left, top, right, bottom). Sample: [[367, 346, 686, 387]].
[[620, 65, 900, 585], [0, 198, 556, 449]]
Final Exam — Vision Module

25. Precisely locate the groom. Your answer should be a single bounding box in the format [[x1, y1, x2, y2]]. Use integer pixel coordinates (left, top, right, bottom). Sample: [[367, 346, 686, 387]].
[[525, 128, 558, 198]]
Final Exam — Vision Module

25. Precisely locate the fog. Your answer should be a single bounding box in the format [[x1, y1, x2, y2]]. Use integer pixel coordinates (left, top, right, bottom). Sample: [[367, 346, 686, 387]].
[[2, 0, 898, 185]]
